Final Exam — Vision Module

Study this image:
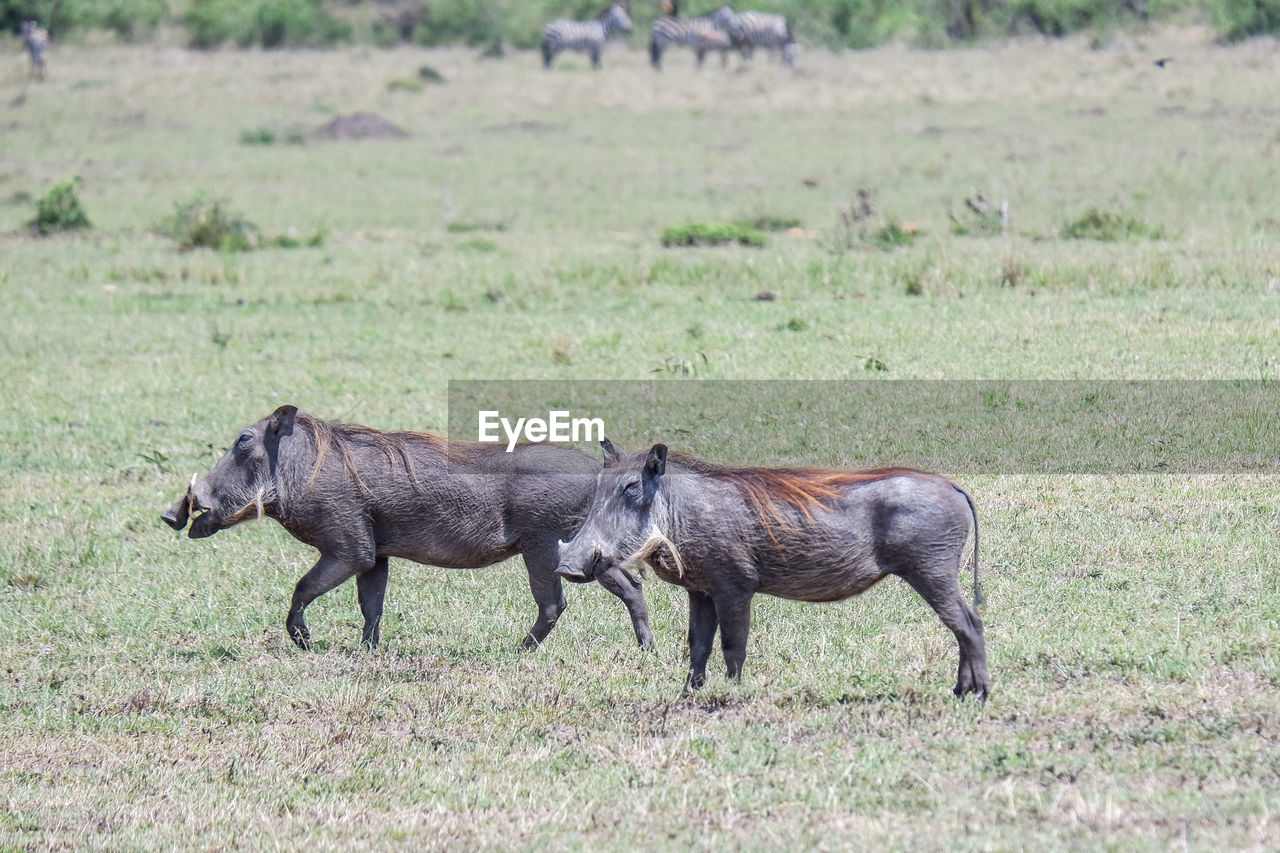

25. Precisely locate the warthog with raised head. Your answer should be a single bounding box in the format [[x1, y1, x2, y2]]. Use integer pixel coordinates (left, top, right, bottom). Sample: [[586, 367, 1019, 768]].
[[162, 406, 654, 650], [557, 441, 989, 699]]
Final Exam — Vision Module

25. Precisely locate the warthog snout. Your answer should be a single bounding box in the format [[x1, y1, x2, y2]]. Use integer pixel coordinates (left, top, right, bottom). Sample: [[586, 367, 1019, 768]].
[[161, 475, 199, 531], [160, 475, 219, 539], [160, 498, 188, 531], [555, 544, 604, 583]]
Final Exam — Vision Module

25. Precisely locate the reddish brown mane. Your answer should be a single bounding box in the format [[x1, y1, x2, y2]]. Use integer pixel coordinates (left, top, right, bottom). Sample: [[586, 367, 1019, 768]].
[[668, 452, 928, 524]]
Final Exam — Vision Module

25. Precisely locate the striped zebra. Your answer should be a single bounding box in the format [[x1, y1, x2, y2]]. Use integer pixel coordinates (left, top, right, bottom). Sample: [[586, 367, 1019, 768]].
[[729, 10, 797, 67], [21, 20, 48, 81], [541, 3, 633, 70], [649, 3, 741, 70]]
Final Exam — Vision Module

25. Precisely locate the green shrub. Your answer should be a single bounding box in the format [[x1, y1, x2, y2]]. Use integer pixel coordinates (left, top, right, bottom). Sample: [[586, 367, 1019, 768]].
[[413, 0, 499, 46], [446, 220, 507, 233], [417, 65, 446, 83], [185, 0, 350, 49], [267, 228, 325, 248], [870, 219, 919, 250], [101, 0, 168, 40], [29, 177, 91, 235], [661, 223, 768, 248], [1011, 0, 1132, 36], [1062, 207, 1160, 241], [239, 124, 306, 145], [386, 77, 423, 93], [458, 237, 499, 252], [162, 191, 258, 252], [240, 126, 275, 145]]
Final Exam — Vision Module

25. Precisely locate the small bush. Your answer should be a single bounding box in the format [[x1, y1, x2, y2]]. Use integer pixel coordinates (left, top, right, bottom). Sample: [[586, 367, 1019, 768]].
[[458, 237, 499, 252], [29, 177, 91, 235], [418, 65, 446, 83], [386, 78, 423, 93], [661, 223, 767, 248], [1062, 207, 1160, 241], [870, 219, 919, 250], [267, 228, 326, 249], [903, 268, 925, 296], [446, 220, 507, 233], [240, 126, 276, 145], [162, 191, 258, 252], [239, 124, 306, 145]]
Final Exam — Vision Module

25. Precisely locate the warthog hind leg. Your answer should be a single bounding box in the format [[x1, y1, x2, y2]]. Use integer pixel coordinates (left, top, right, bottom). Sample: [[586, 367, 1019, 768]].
[[715, 593, 754, 682], [899, 568, 990, 701], [521, 538, 568, 650]]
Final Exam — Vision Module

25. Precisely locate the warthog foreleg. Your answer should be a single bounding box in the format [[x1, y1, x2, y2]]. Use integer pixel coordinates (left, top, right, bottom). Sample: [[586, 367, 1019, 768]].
[[357, 556, 390, 649], [596, 564, 655, 649], [684, 590, 719, 692], [286, 554, 367, 649]]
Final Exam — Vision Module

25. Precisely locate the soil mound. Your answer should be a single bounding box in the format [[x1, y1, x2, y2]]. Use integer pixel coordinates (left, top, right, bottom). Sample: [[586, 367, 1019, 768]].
[[313, 112, 408, 140]]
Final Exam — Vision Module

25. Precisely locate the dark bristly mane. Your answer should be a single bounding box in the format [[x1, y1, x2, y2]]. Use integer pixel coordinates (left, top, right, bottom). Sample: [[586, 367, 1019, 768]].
[[297, 413, 513, 495], [668, 451, 928, 524]]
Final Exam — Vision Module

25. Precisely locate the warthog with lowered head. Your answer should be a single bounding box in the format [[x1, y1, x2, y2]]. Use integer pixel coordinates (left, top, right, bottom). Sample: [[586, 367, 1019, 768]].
[[162, 406, 653, 650], [556, 441, 988, 699]]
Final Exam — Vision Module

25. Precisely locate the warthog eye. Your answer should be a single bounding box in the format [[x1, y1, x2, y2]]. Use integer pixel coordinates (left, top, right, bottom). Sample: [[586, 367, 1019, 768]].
[[622, 479, 641, 498], [236, 433, 254, 451]]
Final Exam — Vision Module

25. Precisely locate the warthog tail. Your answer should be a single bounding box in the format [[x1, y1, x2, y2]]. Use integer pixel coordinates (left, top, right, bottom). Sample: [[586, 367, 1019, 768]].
[[955, 484, 982, 610]]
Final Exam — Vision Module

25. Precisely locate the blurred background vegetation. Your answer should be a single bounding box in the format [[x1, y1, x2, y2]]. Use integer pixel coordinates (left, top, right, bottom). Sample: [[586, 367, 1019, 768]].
[[2, 0, 1277, 52]]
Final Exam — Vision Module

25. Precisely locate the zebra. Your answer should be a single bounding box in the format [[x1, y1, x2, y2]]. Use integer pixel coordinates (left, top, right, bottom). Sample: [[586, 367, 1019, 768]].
[[20, 20, 48, 81], [541, 3, 633, 70], [649, 4, 740, 70], [729, 10, 797, 67]]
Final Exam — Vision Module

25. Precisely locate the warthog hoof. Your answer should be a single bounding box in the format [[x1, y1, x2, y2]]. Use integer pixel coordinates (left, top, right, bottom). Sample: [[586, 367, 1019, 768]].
[[288, 623, 311, 650]]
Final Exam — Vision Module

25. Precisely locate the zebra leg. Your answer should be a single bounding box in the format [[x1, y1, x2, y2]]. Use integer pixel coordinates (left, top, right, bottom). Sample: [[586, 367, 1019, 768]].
[[591, 47, 602, 70], [649, 40, 662, 70], [542, 42, 554, 69]]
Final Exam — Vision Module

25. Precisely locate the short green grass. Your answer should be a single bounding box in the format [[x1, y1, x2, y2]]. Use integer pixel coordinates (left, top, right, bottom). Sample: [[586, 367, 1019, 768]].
[[1, 28, 1278, 851]]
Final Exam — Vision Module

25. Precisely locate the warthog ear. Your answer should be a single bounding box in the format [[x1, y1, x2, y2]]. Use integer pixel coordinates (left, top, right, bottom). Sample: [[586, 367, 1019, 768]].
[[644, 443, 667, 480], [268, 404, 298, 437], [600, 437, 626, 467]]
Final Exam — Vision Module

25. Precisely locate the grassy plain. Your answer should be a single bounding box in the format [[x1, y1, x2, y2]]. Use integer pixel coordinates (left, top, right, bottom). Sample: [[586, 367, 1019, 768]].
[[1, 28, 1279, 850]]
